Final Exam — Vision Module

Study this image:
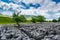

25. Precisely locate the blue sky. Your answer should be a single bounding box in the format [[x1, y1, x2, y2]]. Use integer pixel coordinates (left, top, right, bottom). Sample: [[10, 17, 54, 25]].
[[0, 0, 60, 20]]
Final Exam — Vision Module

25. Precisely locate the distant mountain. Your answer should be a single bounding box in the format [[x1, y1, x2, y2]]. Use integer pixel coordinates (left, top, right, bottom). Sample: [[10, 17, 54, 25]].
[[25, 15, 36, 20], [0, 13, 8, 17]]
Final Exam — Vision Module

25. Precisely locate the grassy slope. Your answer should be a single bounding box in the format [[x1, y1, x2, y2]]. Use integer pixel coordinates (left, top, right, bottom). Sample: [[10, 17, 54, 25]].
[[0, 14, 15, 24], [0, 14, 35, 24]]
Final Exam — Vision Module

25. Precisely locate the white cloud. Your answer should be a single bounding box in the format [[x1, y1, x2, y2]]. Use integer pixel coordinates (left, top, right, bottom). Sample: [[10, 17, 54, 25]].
[[22, 0, 43, 4], [8, 0, 60, 13], [54, 13, 60, 18], [36, 9, 51, 18], [9, 2, 20, 10], [0, 2, 10, 10], [20, 7, 36, 15], [1, 11, 13, 16], [0, 1, 19, 10], [0, 0, 60, 20], [10, 0, 22, 3], [11, 0, 43, 4]]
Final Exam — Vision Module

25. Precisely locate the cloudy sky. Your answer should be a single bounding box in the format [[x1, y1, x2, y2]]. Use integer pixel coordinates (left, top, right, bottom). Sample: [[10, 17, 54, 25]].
[[0, 0, 60, 20]]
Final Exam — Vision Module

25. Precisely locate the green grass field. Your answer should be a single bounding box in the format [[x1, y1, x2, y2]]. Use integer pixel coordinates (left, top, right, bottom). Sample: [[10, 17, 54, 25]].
[[0, 16, 30, 24], [0, 15, 14, 24]]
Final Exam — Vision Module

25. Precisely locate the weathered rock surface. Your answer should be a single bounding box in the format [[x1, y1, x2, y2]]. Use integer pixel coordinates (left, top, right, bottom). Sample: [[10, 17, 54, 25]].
[[0, 22, 60, 40]]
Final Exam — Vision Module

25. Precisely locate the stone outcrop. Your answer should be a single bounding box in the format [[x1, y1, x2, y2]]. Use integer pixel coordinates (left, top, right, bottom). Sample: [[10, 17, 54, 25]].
[[0, 22, 60, 40]]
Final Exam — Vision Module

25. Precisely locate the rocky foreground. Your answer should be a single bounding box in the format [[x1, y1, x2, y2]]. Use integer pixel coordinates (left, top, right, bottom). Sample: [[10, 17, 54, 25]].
[[0, 22, 60, 40]]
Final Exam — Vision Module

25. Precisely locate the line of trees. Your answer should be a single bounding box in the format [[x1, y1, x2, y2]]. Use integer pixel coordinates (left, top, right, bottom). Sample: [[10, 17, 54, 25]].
[[52, 17, 60, 22], [31, 15, 46, 23], [12, 12, 60, 26], [31, 16, 60, 23]]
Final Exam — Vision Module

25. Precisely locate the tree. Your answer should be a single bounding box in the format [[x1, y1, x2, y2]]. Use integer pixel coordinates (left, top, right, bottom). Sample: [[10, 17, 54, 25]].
[[31, 16, 37, 23], [52, 19, 57, 22], [36, 15, 46, 22], [19, 15, 26, 22], [58, 17, 60, 22], [12, 11, 27, 26], [13, 12, 20, 26], [31, 15, 46, 23]]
